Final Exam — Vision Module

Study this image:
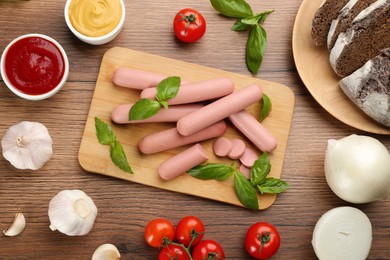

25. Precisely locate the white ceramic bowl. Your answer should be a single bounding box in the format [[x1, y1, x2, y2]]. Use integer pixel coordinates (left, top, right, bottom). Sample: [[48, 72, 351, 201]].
[[64, 0, 125, 45], [0, 34, 69, 101]]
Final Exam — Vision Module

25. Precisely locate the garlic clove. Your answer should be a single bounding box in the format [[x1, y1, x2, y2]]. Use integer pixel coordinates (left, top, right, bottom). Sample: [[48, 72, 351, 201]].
[[312, 206, 372, 260], [3, 213, 26, 237], [92, 244, 121, 260], [48, 190, 98, 236], [1, 121, 53, 170]]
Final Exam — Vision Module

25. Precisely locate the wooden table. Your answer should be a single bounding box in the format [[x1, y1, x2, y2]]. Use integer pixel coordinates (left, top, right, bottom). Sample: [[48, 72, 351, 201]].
[[0, 0, 389, 259]]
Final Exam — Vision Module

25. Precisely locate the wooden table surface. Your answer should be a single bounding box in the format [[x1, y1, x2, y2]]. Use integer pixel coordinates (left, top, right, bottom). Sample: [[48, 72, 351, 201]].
[[0, 0, 389, 259]]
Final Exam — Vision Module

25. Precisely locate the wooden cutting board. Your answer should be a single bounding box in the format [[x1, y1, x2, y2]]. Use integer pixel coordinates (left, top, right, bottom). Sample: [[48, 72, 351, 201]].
[[78, 47, 295, 209]]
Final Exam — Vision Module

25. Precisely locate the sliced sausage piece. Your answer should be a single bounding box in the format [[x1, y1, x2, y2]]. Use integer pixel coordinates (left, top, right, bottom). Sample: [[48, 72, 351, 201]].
[[239, 164, 251, 179], [213, 137, 232, 157], [177, 84, 263, 136], [140, 78, 234, 105], [111, 103, 204, 124], [227, 139, 246, 159], [112, 68, 188, 90], [139, 121, 227, 154], [239, 147, 258, 168], [159, 143, 208, 180], [229, 110, 277, 152]]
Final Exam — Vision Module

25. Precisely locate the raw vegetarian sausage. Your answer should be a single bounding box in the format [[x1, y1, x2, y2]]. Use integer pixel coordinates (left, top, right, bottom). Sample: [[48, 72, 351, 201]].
[[139, 121, 227, 154], [159, 143, 208, 180], [177, 84, 263, 136]]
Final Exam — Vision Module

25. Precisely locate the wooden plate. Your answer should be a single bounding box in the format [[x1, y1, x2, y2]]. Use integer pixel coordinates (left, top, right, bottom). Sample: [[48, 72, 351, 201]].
[[78, 47, 295, 209], [292, 0, 390, 135]]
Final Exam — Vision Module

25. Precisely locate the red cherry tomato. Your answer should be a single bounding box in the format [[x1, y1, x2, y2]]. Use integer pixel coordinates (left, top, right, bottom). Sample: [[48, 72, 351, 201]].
[[144, 218, 175, 248], [245, 222, 280, 259], [158, 244, 190, 260], [175, 216, 205, 247], [192, 239, 225, 260], [173, 8, 206, 43]]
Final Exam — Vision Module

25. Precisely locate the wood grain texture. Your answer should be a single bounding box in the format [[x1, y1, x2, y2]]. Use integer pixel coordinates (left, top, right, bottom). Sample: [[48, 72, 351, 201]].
[[0, 0, 389, 259]]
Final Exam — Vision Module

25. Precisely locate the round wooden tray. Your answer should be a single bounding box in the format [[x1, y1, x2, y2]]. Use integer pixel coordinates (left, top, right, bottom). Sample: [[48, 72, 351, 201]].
[[292, 0, 390, 135]]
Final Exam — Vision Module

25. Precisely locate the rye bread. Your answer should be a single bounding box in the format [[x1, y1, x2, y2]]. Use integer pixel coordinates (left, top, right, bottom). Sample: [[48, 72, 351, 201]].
[[339, 48, 390, 127], [330, 0, 390, 77], [327, 0, 377, 50], [311, 0, 350, 46]]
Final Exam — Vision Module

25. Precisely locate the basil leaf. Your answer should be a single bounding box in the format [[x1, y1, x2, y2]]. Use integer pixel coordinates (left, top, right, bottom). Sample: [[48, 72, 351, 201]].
[[241, 10, 274, 26], [250, 152, 271, 186], [95, 117, 116, 145], [188, 163, 234, 180], [231, 20, 250, 31], [129, 98, 161, 120], [257, 10, 274, 23], [234, 170, 259, 210], [156, 76, 181, 103], [246, 24, 267, 75], [259, 93, 271, 122], [210, 0, 253, 19], [110, 142, 133, 174], [257, 177, 290, 194]]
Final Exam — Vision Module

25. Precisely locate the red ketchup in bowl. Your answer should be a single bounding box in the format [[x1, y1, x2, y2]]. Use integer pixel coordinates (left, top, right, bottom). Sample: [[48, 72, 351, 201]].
[[3, 35, 66, 96]]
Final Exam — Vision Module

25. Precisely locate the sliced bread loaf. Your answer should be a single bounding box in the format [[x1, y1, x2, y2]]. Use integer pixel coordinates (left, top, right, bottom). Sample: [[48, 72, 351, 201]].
[[330, 0, 390, 77], [311, 0, 350, 46], [327, 0, 377, 50], [339, 48, 390, 127]]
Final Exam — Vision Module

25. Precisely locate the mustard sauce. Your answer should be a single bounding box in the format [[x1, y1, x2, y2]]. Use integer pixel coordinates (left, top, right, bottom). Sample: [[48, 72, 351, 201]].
[[68, 0, 122, 37]]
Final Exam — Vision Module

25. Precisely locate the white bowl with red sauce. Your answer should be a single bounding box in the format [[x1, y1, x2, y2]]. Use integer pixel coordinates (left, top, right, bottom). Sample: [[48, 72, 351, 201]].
[[0, 34, 69, 101]]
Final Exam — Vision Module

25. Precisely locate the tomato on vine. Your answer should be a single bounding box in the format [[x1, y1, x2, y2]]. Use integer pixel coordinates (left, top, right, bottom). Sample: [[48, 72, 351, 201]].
[[173, 8, 206, 43], [192, 239, 225, 260], [158, 244, 190, 260], [144, 218, 175, 248], [245, 222, 280, 259], [175, 216, 205, 247]]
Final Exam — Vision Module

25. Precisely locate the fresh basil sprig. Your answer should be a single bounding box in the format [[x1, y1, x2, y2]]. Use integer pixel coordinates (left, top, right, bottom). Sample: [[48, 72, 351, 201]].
[[259, 93, 271, 122], [210, 0, 274, 75], [95, 117, 133, 174], [187, 152, 289, 210], [129, 76, 181, 120]]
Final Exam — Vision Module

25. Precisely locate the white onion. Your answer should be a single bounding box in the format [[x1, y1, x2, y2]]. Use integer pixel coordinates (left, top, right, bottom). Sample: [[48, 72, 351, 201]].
[[312, 206, 372, 260], [325, 134, 390, 203]]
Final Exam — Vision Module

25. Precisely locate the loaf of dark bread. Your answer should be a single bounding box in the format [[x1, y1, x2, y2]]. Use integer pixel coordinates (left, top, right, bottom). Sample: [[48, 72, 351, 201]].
[[330, 0, 390, 77], [311, 0, 350, 46], [339, 48, 390, 127], [327, 0, 377, 50]]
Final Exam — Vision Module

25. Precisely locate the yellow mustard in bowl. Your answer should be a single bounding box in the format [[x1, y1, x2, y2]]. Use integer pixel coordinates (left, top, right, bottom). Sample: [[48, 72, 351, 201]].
[[68, 0, 122, 37]]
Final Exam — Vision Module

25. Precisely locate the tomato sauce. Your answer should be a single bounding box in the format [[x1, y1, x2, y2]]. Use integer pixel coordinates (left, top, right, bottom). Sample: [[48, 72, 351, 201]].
[[4, 36, 65, 95]]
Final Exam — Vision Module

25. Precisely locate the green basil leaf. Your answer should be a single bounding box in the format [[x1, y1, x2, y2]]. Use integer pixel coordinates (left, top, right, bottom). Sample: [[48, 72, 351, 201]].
[[234, 170, 259, 210], [188, 163, 234, 180], [257, 9, 274, 23], [95, 117, 116, 145], [129, 98, 161, 120], [156, 76, 181, 102], [250, 152, 271, 186], [110, 142, 133, 174], [246, 24, 267, 75], [259, 93, 271, 122], [257, 177, 290, 194], [231, 20, 251, 31], [241, 10, 274, 25], [210, 0, 253, 19]]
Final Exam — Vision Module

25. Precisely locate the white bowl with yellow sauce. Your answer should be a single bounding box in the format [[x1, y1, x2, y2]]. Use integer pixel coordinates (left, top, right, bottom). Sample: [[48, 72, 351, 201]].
[[64, 0, 125, 45]]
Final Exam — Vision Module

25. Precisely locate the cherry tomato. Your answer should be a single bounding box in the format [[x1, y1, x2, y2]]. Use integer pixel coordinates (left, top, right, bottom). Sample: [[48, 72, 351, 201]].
[[245, 222, 280, 259], [192, 239, 225, 260], [173, 8, 206, 43], [144, 218, 175, 248], [175, 216, 205, 247], [158, 244, 190, 260]]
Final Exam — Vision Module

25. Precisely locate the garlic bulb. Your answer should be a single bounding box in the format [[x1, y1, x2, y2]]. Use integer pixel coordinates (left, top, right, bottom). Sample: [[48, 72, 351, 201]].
[[48, 190, 97, 236], [3, 213, 26, 237], [325, 134, 390, 203], [1, 121, 53, 170], [92, 244, 121, 260], [312, 206, 372, 260]]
